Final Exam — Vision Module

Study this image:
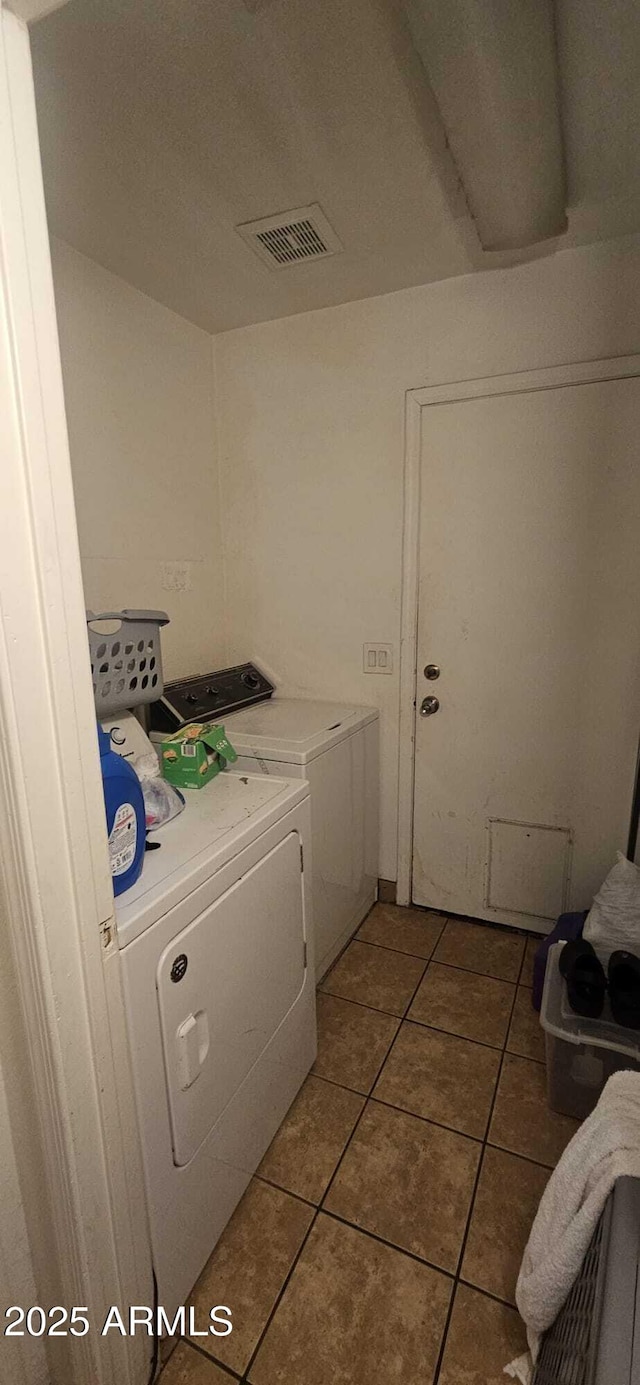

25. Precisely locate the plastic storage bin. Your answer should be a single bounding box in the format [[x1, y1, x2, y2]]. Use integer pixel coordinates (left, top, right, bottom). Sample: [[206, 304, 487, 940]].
[[541, 942, 640, 1121]]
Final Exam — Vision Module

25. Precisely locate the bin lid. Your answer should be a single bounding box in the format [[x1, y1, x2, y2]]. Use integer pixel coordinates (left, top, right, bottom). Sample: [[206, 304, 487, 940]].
[[541, 943, 640, 1059]]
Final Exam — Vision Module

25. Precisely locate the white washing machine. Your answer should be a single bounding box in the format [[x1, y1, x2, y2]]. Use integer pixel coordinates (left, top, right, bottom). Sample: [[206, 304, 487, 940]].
[[224, 699, 379, 979], [115, 771, 316, 1315]]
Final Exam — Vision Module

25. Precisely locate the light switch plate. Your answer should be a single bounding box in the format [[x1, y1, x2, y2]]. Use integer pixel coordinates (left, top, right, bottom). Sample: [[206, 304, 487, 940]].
[[363, 643, 393, 674]]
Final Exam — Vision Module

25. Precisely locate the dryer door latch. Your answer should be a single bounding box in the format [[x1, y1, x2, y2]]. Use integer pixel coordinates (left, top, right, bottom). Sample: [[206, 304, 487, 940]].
[[176, 1011, 210, 1090]]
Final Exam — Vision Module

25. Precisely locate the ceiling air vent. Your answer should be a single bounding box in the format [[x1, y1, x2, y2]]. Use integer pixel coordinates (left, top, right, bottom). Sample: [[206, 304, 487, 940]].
[[236, 204, 343, 270]]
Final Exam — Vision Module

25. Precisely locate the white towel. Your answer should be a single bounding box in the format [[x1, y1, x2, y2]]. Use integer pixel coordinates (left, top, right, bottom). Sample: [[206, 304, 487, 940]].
[[506, 1069, 640, 1382]]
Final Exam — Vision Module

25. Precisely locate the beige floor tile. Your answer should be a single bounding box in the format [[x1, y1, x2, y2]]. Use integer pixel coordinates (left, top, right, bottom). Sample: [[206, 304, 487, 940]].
[[373, 1021, 500, 1139], [249, 1213, 452, 1385], [520, 935, 541, 987], [187, 1179, 313, 1375], [324, 1099, 480, 1272], [258, 1075, 364, 1203], [461, 1146, 549, 1303], [312, 993, 400, 1094], [434, 919, 525, 982], [159, 1342, 232, 1385], [489, 1053, 579, 1167], [409, 963, 515, 1048], [357, 903, 447, 959], [507, 987, 546, 1063], [438, 1283, 527, 1385], [320, 940, 426, 1016]]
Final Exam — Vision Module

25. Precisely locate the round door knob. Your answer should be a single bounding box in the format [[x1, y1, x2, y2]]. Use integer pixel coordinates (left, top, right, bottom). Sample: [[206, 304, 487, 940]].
[[420, 695, 440, 717]]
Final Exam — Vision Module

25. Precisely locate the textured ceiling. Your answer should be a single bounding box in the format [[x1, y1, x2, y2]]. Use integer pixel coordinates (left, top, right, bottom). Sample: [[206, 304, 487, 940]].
[[30, 0, 640, 333]]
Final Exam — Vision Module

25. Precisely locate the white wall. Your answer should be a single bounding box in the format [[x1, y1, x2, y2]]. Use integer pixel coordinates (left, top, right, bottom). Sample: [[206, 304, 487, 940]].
[[51, 239, 226, 681], [214, 234, 640, 880]]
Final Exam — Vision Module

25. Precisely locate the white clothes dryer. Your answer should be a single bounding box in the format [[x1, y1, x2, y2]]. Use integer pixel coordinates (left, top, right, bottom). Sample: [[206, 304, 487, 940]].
[[115, 771, 315, 1315]]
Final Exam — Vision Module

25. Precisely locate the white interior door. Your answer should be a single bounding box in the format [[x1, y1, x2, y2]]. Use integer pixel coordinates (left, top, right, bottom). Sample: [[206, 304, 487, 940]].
[[412, 373, 640, 931]]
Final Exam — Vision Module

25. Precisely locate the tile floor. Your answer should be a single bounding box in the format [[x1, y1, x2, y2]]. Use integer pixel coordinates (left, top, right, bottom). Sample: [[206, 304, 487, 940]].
[[159, 906, 579, 1385]]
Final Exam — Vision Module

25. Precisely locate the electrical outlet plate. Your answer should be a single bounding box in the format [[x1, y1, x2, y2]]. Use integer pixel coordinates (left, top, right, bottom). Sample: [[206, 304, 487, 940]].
[[363, 643, 393, 674]]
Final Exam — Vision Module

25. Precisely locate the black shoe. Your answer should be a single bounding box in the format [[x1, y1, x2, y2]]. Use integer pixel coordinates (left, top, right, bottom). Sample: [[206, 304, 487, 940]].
[[559, 939, 606, 1019], [608, 951, 640, 1029]]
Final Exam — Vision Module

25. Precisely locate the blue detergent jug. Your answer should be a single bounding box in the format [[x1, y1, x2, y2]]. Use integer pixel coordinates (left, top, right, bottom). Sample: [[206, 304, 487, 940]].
[[97, 724, 145, 895]]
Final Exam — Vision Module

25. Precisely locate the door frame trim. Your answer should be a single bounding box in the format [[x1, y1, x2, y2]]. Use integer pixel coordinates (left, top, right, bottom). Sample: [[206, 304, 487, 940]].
[[0, 9, 151, 1382], [396, 353, 640, 907]]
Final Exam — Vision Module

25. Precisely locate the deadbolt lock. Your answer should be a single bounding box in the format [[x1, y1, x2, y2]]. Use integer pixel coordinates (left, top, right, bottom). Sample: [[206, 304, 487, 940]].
[[424, 664, 440, 680]]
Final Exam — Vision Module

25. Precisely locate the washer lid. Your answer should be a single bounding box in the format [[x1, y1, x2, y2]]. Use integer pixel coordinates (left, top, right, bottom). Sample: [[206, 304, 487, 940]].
[[224, 698, 378, 764], [115, 771, 308, 947]]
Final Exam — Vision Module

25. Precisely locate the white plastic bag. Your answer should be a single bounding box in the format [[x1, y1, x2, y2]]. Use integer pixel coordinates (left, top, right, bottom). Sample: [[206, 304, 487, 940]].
[[141, 776, 185, 831], [584, 852, 640, 953]]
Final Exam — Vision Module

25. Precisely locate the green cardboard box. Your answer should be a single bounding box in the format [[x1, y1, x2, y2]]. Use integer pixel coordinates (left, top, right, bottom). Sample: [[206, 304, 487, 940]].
[[160, 721, 238, 790]]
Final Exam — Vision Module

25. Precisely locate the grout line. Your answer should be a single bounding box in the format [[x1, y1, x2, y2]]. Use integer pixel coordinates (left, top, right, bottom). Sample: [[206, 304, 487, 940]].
[[405, 1008, 513, 1054], [312, 945, 450, 1242], [269, 1072, 554, 1169], [457, 1277, 523, 1313], [449, 913, 537, 942], [431, 969, 521, 1385], [321, 936, 429, 1000], [370, 1013, 505, 1099], [253, 1173, 318, 1208], [518, 935, 534, 985], [364, 1092, 484, 1145], [364, 1018, 406, 1093], [454, 991, 520, 1276], [317, 900, 381, 984], [176, 1335, 242, 1379], [312, 1026, 402, 1101], [427, 957, 522, 985], [353, 917, 447, 961], [240, 1209, 320, 1383], [485, 1137, 556, 1172], [351, 933, 442, 961], [319, 1205, 457, 1280], [506, 1047, 545, 1066], [238, 990, 415, 1385], [317, 985, 420, 1019], [321, 949, 527, 999], [307, 1068, 374, 1099], [311, 1089, 373, 1210]]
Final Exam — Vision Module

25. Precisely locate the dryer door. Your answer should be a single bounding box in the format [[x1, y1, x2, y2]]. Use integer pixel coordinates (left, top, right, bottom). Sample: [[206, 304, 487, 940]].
[[157, 830, 306, 1167]]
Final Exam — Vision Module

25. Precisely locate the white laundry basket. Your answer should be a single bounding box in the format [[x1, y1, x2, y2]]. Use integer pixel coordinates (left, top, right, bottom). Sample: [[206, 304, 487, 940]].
[[87, 609, 169, 717]]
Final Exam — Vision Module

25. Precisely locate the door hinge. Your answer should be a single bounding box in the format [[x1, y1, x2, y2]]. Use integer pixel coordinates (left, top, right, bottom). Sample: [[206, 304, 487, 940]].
[[303, 941, 308, 969], [300, 842, 304, 872]]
